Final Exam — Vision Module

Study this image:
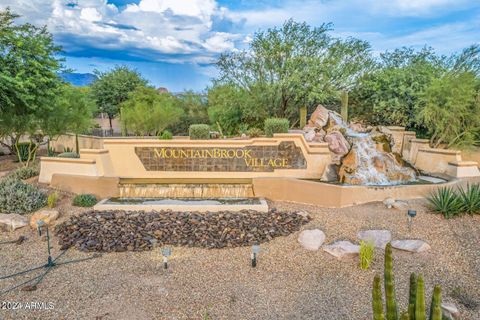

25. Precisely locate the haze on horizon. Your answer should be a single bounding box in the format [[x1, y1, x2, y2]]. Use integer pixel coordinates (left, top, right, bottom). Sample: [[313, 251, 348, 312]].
[[1, 0, 479, 92]]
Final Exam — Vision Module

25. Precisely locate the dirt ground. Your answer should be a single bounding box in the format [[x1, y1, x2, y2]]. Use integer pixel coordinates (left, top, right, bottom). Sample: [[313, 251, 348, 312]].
[[1, 190, 479, 320]]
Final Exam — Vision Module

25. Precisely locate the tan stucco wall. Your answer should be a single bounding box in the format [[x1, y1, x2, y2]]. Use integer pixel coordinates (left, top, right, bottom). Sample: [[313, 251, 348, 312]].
[[39, 157, 98, 183], [253, 177, 458, 208], [51, 174, 119, 198], [415, 148, 462, 174], [462, 148, 480, 167], [100, 134, 332, 180]]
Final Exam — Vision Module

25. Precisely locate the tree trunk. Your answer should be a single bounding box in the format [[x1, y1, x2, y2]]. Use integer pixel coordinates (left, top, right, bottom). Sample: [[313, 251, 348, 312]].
[[75, 134, 79, 154], [108, 116, 113, 130]]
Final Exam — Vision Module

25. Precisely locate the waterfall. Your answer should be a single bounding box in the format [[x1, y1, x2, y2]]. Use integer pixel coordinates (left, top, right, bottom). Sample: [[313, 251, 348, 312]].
[[330, 112, 417, 185]]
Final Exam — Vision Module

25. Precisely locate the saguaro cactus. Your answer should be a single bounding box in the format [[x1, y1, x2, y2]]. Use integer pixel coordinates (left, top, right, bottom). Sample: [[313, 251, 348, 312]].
[[429, 285, 442, 320], [300, 105, 307, 129], [384, 243, 398, 320], [408, 273, 417, 320], [373, 275, 385, 320], [415, 275, 426, 320]]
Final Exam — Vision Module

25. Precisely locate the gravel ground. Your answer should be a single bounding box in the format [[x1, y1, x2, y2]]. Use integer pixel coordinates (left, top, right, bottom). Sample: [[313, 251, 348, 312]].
[[1, 194, 480, 319]]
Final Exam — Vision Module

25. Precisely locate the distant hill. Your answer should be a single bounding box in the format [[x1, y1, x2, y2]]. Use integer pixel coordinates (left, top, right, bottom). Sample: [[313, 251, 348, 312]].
[[59, 72, 98, 86]]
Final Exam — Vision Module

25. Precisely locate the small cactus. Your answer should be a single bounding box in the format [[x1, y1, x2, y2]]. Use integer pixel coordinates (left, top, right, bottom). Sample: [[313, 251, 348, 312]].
[[429, 285, 442, 320], [409, 273, 417, 320], [415, 275, 426, 320], [384, 243, 398, 320], [373, 275, 385, 320]]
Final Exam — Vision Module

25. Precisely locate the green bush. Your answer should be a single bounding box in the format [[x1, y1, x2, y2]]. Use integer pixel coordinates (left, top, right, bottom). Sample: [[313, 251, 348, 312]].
[[16, 142, 36, 162], [0, 150, 5, 156], [7, 166, 39, 180], [264, 118, 289, 137], [427, 187, 464, 218], [359, 240, 375, 270], [247, 128, 263, 138], [57, 152, 80, 158], [458, 184, 480, 215], [189, 124, 210, 140], [47, 146, 56, 157], [0, 178, 47, 214], [47, 192, 59, 208], [72, 194, 97, 207], [158, 130, 173, 140]]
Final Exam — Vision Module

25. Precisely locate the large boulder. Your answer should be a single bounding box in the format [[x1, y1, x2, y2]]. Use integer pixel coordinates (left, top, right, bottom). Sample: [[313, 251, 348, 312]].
[[357, 230, 392, 249], [324, 131, 350, 164], [0, 213, 28, 231], [298, 229, 326, 251], [307, 105, 329, 128], [391, 240, 431, 253], [303, 127, 326, 143], [323, 240, 360, 259], [441, 303, 460, 320], [30, 209, 60, 229]]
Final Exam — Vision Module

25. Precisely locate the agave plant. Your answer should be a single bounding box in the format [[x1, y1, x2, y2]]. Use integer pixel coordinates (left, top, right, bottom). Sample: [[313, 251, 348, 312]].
[[427, 187, 464, 218], [458, 184, 480, 215]]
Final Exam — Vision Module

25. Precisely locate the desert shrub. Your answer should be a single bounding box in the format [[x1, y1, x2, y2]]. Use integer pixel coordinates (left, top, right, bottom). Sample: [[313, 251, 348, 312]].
[[63, 147, 74, 153], [47, 192, 59, 208], [72, 194, 97, 207], [427, 187, 464, 218], [16, 142, 36, 162], [189, 124, 210, 140], [247, 128, 263, 138], [359, 240, 375, 270], [458, 184, 480, 215], [0, 150, 4, 156], [451, 286, 479, 310], [0, 178, 47, 214], [264, 118, 289, 137], [57, 152, 80, 158], [7, 166, 39, 180], [158, 130, 173, 140]]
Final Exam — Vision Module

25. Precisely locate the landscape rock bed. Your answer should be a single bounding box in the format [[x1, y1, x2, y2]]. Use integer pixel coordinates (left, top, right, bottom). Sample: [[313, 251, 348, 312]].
[[55, 209, 311, 252]]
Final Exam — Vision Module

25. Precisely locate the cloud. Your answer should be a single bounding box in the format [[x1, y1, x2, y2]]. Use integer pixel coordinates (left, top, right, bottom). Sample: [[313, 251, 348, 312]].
[[0, 0, 242, 64]]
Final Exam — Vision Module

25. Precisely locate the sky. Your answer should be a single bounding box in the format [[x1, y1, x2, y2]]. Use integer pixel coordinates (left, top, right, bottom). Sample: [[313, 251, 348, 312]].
[[1, 0, 479, 92]]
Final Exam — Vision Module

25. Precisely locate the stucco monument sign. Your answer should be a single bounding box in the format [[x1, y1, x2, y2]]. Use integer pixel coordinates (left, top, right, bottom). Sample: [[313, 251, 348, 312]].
[[134, 141, 307, 172]]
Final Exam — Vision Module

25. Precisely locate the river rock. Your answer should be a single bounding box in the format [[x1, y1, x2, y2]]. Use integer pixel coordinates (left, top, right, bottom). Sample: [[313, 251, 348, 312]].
[[55, 209, 311, 252], [325, 131, 350, 164], [357, 230, 391, 249], [30, 209, 60, 229], [392, 200, 408, 210], [307, 105, 329, 128], [391, 240, 431, 253], [323, 240, 360, 259], [441, 303, 460, 320], [298, 229, 326, 251], [0, 213, 28, 231]]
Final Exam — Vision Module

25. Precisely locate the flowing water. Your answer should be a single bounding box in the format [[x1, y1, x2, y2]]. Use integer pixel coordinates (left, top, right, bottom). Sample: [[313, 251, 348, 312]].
[[329, 112, 417, 185], [120, 183, 255, 198]]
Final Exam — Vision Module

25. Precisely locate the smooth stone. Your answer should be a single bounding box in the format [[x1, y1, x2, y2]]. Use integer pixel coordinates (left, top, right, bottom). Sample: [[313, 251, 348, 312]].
[[30, 209, 60, 229], [298, 229, 326, 251], [323, 240, 360, 259], [0, 213, 29, 231], [392, 200, 409, 210], [391, 240, 431, 253], [383, 197, 396, 208], [357, 230, 391, 249], [441, 303, 460, 320]]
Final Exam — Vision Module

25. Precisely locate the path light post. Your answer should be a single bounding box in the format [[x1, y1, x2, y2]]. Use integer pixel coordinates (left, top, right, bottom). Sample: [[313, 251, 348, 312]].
[[162, 247, 172, 270], [251, 245, 260, 268], [407, 209, 417, 232]]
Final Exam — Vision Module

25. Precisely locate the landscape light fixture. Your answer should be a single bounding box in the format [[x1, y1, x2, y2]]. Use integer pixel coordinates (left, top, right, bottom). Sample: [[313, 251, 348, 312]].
[[0, 221, 100, 296], [251, 245, 260, 268], [407, 209, 417, 232], [161, 247, 172, 270]]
